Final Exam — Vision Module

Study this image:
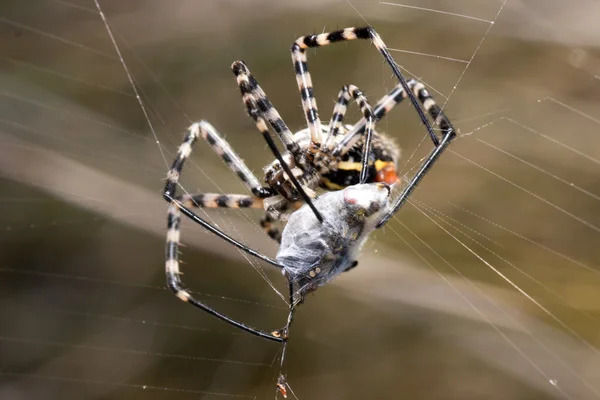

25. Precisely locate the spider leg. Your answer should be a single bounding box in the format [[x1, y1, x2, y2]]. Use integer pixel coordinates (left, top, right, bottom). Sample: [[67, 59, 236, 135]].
[[373, 80, 456, 226], [332, 85, 377, 184], [164, 121, 273, 200], [276, 282, 298, 398], [376, 121, 456, 227], [324, 86, 353, 145], [260, 201, 302, 243], [241, 95, 324, 222], [166, 202, 284, 342], [291, 27, 437, 147], [260, 212, 282, 243], [322, 84, 376, 184], [163, 121, 286, 342], [177, 193, 264, 209], [232, 61, 308, 170], [324, 84, 375, 148], [332, 83, 407, 154], [325, 84, 403, 150], [335, 80, 455, 156]]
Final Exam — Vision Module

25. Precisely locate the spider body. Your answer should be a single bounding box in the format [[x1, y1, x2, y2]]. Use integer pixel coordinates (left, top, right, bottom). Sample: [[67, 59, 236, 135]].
[[318, 129, 399, 190], [277, 183, 391, 301], [262, 125, 399, 212], [163, 26, 457, 396], [163, 25, 456, 346]]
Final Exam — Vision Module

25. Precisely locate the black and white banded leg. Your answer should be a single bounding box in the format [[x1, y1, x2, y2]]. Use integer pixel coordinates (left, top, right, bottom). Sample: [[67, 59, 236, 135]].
[[177, 193, 264, 210], [327, 82, 410, 155], [321, 84, 377, 184], [235, 85, 324, 222], [164, 121, 273, 201], [163, 121, 287, 342], [325, 86, 353, 144], [291, 26, 438, 147], [260, 200, 302, 243], [411, 80, 455, 138], [232, 60, 308, 169], [260, 212, 282, 243], [334, 79, 456, 157], [324, 85, 375, 145], [376, 81, 457, 226], [325, 83, 405, 151]]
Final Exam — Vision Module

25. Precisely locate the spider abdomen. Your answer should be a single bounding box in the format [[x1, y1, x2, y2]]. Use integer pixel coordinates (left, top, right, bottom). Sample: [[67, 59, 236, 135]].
[[321, 132, 400, 189]]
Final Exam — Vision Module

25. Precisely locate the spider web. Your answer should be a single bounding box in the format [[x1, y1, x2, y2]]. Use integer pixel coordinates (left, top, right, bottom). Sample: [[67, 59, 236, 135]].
[[1, 0, 600, 399]]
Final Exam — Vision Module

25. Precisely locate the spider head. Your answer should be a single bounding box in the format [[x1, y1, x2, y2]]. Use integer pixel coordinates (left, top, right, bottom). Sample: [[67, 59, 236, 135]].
[[342, 182, 391, 217]]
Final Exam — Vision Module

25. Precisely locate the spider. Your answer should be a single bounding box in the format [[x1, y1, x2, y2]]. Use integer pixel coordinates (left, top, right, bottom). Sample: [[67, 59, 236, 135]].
[[162, 27, 455, 346]]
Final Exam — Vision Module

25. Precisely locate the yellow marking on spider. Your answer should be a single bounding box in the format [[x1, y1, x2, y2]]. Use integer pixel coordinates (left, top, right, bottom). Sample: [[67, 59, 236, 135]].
[[321, 177, 345, 190], [336, 161, 362, 171], [336, 160, 394, 173], [375, 160, 394, 171]]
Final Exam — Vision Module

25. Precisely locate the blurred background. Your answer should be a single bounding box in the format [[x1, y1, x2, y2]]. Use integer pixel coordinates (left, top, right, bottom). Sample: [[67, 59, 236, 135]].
[[1, 0, 600, 399]]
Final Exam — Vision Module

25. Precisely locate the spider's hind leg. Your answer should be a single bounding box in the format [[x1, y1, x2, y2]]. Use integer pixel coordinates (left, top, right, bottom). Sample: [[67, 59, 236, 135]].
[[164, 121, 274, 201], [163, 121, 286, 343]]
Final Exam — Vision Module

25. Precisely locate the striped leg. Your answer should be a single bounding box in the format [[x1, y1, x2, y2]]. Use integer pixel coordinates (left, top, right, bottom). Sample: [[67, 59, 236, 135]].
[[320, 85, 377, 184], [324, 87, 353, 148], [238, 90, 324, 222], [334, 79, 456, 156], [231, 61, 307, 169], [260, 212, 282, 243], [164, 121, 273, 201], [163, 121, 286, 342], [260, 201, 302, 243], [177, 193, 264, 209], [326, 83, 405, 150], [375, 84, 457, 227], [324, 84, 374, 144], [291, 27, 438, 147], [411, 80, 455, 139], [373, 82, 409, 121], [165, 202, 284, 342]]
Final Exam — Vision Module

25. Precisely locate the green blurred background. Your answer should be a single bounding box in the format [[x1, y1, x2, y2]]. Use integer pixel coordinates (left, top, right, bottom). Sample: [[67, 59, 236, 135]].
[[1, 0, 600, 399]]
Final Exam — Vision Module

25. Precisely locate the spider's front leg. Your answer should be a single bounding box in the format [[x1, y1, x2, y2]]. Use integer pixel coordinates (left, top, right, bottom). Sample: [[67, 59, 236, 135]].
[[291, 27, 438, 147], [337, 80, 457, 157], [328, 81, 412, 146], [323, 85, 377, 184], [325, 85, 375, 148], [374, 82, 458, 227]]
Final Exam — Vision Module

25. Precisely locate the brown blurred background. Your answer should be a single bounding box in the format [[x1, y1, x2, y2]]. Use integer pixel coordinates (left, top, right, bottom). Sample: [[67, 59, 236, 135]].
[[1, 0, 600, 399]]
